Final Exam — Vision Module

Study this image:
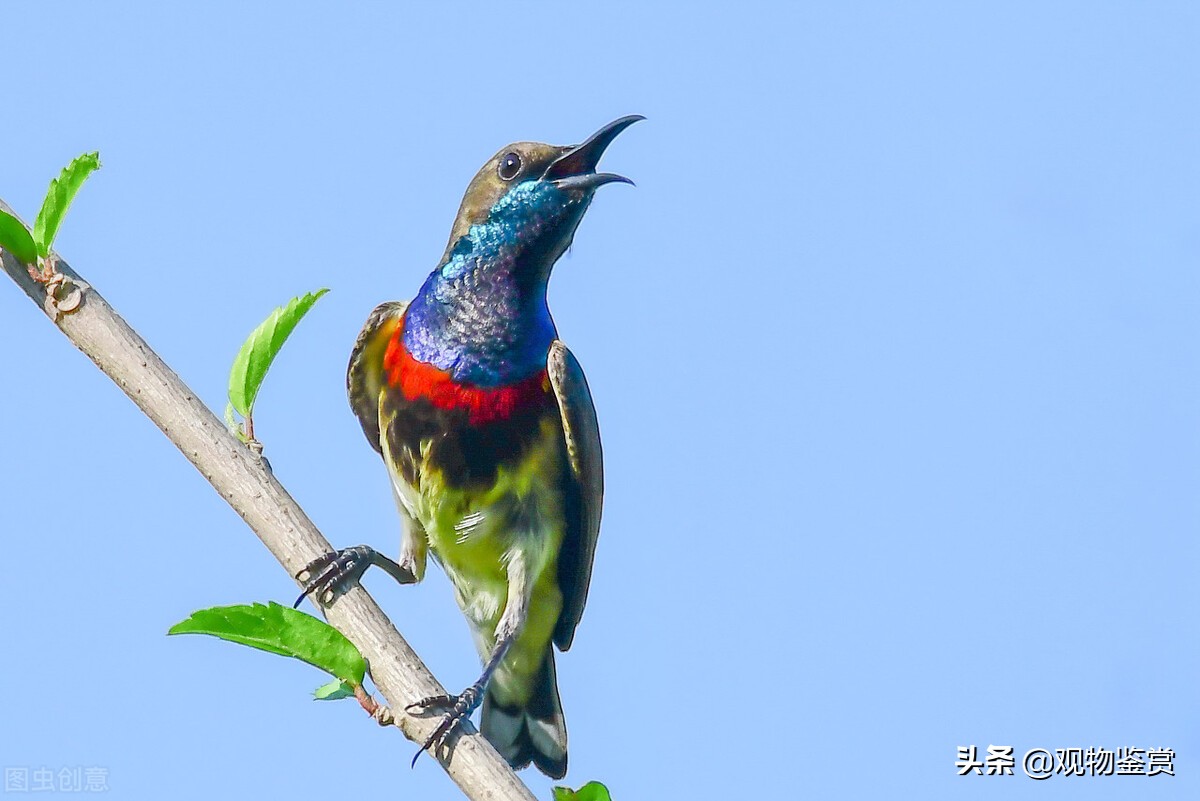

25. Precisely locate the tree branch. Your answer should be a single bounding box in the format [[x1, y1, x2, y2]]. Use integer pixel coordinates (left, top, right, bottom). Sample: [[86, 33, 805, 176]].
[[0, 198, 538, 801]]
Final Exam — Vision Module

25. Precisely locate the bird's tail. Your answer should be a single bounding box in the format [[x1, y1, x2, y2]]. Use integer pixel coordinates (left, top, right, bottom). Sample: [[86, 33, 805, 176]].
[[481, 648, 568, 779]]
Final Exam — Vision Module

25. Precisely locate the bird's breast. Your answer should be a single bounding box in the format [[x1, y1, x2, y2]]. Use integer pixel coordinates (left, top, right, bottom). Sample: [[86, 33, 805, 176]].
[[384, 324, 550, 426], [379, 322, 562, 492]]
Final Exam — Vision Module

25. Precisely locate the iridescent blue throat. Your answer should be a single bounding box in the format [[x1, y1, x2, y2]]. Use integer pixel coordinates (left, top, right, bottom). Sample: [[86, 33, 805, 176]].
[[403, 181, 583, 386]]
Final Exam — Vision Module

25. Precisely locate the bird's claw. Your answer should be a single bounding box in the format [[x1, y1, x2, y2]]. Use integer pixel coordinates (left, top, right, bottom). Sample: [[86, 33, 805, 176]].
[[293, 545, 374, 608], [406, 688, 482, 767]]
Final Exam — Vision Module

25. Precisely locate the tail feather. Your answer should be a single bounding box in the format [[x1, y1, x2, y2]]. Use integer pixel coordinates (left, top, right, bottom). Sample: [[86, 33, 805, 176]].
[[481, 649, 567, 779]]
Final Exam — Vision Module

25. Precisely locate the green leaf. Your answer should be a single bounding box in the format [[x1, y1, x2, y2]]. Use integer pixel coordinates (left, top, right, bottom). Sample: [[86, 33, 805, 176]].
[[0, 210, 37, 266], [553, 782, 612, 801], [228, 288, 330, 418], [313, 679, 356, 701], [168, 602, 366, 686], [33, 152, 101, 257]]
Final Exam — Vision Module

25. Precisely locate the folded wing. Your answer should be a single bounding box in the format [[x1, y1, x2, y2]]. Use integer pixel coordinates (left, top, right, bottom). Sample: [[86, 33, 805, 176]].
[[547, 340, 604, 651]]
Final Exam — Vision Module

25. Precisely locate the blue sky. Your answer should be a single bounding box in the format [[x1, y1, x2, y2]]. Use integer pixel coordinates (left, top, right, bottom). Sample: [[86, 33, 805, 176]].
[[2, 3, 1198, 799]]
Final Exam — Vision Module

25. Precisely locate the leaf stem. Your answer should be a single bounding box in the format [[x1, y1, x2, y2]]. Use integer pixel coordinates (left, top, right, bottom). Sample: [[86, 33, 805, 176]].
[[355, 683, 395, 725]]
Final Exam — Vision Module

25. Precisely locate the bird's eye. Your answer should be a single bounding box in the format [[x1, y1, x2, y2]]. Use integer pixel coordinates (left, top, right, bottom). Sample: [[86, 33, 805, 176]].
[[498, 152, 522, 181]]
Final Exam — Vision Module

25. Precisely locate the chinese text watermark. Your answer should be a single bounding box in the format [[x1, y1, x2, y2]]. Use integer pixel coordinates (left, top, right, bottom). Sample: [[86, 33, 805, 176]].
[[955, 746, 1175, 779], [3, 767, 109, 793]]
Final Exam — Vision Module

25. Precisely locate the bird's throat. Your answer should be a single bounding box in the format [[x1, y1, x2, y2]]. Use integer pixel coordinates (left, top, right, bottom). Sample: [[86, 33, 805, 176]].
[[402, 182, 581, 386]]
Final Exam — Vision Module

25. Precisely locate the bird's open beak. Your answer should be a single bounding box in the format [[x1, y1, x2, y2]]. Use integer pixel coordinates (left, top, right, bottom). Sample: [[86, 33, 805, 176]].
[[545, 115, 644, 191]]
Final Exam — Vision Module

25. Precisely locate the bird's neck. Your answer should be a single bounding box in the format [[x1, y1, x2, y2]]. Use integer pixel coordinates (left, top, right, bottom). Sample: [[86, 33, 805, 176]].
[[403, 224, 559, 387]]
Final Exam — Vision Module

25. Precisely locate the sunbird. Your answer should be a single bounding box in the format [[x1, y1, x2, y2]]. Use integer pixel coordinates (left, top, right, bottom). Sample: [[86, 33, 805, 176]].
[[296, 116, 642, 778]]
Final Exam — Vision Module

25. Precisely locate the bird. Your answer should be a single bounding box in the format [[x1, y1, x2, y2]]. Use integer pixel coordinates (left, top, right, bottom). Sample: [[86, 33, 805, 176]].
[[295, 115, 642, 778]]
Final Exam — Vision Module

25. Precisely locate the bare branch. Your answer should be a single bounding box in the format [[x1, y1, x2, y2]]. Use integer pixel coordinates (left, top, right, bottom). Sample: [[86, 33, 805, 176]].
[[0, 198, 538, 801]]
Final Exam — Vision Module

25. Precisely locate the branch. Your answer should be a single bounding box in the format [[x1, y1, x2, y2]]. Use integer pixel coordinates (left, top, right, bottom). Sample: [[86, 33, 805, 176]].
[[0, 198, 537, 801]]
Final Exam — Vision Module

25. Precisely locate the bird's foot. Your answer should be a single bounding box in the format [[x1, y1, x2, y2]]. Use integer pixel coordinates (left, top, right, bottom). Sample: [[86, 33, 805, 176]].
[[293, 545, 377, 608], [405, 686, 483, 766]]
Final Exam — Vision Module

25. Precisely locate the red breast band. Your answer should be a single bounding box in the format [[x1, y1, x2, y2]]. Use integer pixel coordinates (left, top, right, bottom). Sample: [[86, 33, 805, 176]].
[[383, 320, 549, 426]]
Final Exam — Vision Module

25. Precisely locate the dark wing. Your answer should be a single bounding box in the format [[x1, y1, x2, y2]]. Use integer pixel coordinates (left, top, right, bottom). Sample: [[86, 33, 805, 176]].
[[547, 340, 604, 651], [347, 301, 408, 454]]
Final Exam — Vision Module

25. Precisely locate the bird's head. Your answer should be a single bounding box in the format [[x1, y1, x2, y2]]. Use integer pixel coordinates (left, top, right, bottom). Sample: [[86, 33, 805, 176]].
[[438, 115, 644, 273], [404, 116, 641, 385]]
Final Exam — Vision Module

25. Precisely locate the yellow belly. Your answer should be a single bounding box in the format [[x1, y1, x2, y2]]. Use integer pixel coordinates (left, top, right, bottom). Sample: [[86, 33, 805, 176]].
[[391, 416, 567, 705]]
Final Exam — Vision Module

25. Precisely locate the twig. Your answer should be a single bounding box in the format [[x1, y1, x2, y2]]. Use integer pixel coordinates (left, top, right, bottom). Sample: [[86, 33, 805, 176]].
[[0, 198, 538, 801]]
